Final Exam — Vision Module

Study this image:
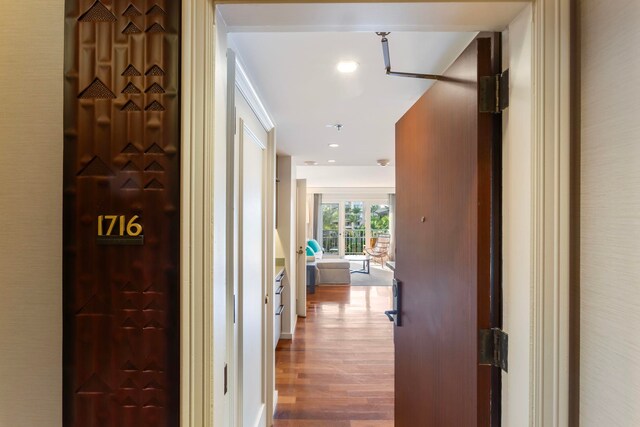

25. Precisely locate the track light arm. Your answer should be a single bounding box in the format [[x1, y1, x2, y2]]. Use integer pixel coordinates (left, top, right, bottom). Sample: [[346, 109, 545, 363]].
[[375, 32, 444, 81]]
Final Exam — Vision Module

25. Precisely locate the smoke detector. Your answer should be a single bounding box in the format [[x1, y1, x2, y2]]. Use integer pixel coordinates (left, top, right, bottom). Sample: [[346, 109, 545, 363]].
[[377, 159, 390, 167]]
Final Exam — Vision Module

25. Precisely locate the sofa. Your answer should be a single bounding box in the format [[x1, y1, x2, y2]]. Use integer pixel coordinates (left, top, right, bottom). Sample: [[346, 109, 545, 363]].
[[315, 259, 351, 284], [306, 239, 351, 285]]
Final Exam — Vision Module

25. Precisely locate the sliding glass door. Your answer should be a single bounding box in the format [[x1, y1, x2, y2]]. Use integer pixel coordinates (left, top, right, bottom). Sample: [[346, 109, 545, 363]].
[[321, 203, 339, 255], [344, 201, 365, 255], [319, 199, 392, 257]]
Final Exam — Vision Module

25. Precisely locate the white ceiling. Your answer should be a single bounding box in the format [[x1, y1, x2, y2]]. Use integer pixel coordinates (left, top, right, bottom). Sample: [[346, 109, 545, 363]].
[[230, 31, 476, 166], [221, 2, 527, 180]]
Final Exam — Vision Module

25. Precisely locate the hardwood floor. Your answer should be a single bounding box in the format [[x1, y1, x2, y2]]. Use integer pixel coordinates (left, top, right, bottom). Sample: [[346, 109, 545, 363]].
[[274, 285, 395, 426]]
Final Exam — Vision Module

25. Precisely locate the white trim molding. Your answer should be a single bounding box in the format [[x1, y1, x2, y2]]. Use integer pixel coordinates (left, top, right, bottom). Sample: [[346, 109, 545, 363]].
[[243, 123, 268, 150], [530, 0, 571, 426], [181, 0, 218, 426], [235, 58, 276, 132]]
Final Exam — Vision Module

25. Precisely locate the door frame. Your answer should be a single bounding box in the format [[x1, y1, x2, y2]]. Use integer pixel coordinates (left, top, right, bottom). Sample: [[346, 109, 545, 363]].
[[295, 179, 307, 317], [180, 1, 573, 426]]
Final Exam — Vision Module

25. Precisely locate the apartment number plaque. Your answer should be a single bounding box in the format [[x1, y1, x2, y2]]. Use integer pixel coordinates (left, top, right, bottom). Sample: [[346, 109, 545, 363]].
[[96, 215, 144, 245]]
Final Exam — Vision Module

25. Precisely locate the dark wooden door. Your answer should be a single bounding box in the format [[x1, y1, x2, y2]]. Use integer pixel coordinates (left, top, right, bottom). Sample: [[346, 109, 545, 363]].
[[63, 1, 181, 426], [394, 37, 500, 426]]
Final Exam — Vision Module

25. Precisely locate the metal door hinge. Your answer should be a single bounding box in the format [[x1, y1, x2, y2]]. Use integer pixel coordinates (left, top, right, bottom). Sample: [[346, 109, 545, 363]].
[[479, 328, 508, 372], [479, 69, 509, 113]]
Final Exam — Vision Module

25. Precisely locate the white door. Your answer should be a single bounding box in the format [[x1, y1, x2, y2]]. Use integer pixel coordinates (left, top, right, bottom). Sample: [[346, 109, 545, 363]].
[[236, 88, 268, 427], [296, 179, 307, 317]]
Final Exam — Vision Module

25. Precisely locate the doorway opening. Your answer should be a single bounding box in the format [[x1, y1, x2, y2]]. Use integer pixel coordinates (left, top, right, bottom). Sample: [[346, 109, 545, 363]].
[[214, 2, 533, 426]]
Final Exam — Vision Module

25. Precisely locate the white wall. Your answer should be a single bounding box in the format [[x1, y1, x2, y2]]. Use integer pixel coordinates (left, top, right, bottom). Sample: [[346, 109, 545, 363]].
[[297, 165, 395, 188], [308, 187, 394, 196], [580, 1, 640, 425], [0, 1, 63, 426], [276, 156, 297, 338], [501, 5, 532, 426]]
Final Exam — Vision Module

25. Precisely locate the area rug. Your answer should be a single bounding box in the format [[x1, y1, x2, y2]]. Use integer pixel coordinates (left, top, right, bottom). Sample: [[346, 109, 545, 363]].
[[349, 262, 394, 286]]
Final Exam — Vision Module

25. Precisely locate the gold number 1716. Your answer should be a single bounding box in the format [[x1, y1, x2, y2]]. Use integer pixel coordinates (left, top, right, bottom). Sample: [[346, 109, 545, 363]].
[[97, 215, 143, 237]]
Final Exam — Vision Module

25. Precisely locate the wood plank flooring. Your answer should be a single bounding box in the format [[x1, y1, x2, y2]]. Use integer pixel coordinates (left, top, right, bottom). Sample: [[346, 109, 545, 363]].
[[274, 285, 395, 426]]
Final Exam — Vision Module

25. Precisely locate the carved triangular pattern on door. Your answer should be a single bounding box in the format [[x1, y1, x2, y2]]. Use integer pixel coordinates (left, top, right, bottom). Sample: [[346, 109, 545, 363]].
[[122, 4, 142, 17], [78, 78, 115, 99], [78, 0, 117, 22], [77, 156, 115, 177]]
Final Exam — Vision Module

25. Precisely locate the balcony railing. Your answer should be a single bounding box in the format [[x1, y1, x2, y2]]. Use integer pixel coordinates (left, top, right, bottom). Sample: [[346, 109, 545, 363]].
[[322, 229, 390, 255], [322, 230, 340, 255], [344, 229, 366, 255]]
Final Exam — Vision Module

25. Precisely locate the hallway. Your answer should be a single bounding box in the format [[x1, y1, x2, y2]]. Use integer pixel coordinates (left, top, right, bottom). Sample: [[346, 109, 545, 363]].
[[274, 285, 395, 426]]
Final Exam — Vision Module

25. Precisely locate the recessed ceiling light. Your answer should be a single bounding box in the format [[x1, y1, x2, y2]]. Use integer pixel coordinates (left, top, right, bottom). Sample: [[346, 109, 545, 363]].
[[328, 160, 336, 163], [304, 160, 318, 166], [336, 61, 358, 73], [377, 159, 390, 167], [328, 143, 340, 148]]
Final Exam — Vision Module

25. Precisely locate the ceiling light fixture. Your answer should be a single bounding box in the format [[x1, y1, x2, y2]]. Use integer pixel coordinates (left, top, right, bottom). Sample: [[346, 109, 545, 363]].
[[377, 159, 390, 167], [326, 124, 343, 131], [304, 160, 318, 166], [328, 160, 336, 163], [328, 143, 340, 148], [337, 60, 358, 73]]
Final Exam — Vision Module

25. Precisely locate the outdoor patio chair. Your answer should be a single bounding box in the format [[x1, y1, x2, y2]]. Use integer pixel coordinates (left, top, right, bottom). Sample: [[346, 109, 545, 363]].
[[364, 234, 391, 266]]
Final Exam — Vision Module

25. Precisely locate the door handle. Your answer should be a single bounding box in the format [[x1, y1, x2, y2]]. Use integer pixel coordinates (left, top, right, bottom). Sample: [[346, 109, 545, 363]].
[[384, 310, 398, 322], [297, 246, 304, 255], [384, 279, 402, 326]]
